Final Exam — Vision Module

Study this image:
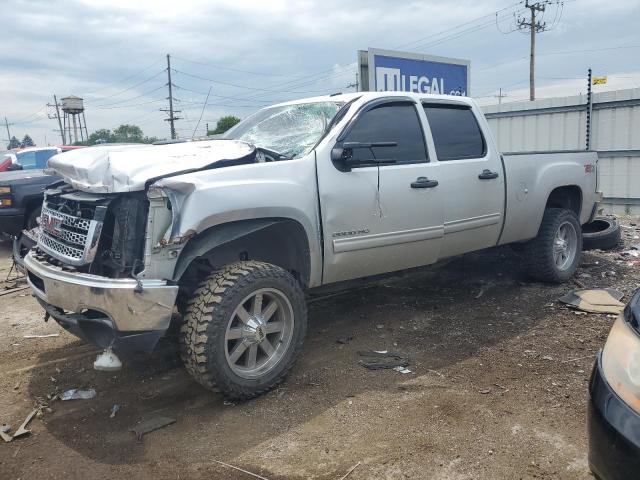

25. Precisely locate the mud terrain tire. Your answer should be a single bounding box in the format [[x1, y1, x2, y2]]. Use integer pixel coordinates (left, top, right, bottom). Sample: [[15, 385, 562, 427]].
[[524, 208, 582, 283], [180, 261, 307, 400]]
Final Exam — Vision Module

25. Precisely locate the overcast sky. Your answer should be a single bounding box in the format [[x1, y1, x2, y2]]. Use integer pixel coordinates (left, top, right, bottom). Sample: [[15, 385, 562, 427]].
[[1, 0, 639, 146]]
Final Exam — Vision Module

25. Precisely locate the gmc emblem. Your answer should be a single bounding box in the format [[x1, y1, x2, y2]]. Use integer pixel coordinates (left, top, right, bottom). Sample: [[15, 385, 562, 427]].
[[41, 212, 63, 236]]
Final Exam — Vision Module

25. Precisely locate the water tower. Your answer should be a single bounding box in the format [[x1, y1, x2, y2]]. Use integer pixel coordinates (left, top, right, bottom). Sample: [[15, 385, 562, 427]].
[[61, 95, 89, 144]]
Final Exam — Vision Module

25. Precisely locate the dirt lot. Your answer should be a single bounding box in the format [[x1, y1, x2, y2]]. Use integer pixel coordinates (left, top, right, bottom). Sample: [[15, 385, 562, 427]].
[[0, 221, 638, 480]]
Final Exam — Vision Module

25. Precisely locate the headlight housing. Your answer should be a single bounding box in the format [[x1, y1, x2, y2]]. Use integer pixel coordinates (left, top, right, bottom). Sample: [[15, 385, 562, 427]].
[[602, 292, 640, 413], [0, 186, 11, 194]]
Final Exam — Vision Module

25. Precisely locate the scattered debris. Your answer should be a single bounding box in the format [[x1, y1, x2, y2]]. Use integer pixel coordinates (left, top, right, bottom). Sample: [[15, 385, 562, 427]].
[[358, 350, 409, 370], [558, 288, 625, 314], [392, 366, 412, 374], [339, 461, 361, 480], [12, 408, 38, 439], [542, 355, 554, 361], [94, 348, 122, 371], [479, 388, 492, 394], [336, 335, 353, 345], [573, 278, 586, 289], [0, 285, 30, 297], [561, 354, 596, 364], [13, 379, 21, 390], [0, 424, 12, 443], [212, 459, 270, 480], [60, 388, 97, 401], [23, 333, 59, 339], [132, 416, 176, 441], [110, 404, 121, 418]]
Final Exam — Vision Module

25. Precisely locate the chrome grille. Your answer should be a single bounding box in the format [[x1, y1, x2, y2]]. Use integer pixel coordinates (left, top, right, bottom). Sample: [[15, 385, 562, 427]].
[[38, 203, 104, 266]]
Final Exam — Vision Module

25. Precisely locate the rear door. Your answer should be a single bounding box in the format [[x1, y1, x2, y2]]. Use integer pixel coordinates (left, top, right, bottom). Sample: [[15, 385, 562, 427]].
[[422, 102, 504, 258], [316, 98, 444, 284]]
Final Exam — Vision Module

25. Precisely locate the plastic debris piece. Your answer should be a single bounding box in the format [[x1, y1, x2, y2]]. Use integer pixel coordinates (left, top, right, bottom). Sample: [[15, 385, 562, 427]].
[[336, 335, 353, 344], [358, 350, 409, 370], [131, 416, 176, 441], [393, 366, 412, 374], [110, 404, 121, 418], [23, 334, 59, 339], [94, 348, 122, 372], [0, 424, 12, 443], [558, 288, 624, 314], [60, 389, 97, 401], [13, 408, 38, 439]]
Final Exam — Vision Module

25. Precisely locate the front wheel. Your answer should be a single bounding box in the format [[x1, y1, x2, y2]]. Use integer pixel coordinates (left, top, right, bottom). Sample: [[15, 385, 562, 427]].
[[180, 261, 307, 400], [524, 208, 582, 283]]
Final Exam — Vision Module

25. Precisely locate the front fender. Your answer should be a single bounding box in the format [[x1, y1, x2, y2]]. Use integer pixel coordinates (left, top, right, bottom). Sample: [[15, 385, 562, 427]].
[[150, 157, 323, 287]]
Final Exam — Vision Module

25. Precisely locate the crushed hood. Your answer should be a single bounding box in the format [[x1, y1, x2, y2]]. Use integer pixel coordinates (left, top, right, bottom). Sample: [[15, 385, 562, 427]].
[[46, 140, 256, 193]]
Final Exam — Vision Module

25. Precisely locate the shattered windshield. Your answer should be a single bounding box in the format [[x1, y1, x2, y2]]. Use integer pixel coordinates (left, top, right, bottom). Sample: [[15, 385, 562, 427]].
[[223, 101, 343, 158]]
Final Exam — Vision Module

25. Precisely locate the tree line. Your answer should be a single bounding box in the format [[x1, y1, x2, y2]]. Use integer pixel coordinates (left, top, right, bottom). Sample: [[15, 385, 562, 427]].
[[6, 134, 34, 149], [5, 115, 241, 150]]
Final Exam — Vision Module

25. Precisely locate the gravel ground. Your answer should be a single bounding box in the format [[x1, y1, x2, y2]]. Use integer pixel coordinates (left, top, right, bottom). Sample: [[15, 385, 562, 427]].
[[0, 218, 638, 479]]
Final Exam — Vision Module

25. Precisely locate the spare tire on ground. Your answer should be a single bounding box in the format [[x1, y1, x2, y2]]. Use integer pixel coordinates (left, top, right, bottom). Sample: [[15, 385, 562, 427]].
[[582, 216, 621, 251]]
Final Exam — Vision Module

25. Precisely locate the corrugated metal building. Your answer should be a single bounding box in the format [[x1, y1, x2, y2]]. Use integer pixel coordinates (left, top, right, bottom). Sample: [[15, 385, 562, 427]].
[[481, 87, 640, 214]]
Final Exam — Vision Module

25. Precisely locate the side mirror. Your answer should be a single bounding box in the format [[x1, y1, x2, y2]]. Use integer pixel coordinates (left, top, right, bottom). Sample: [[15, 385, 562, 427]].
[[331, 141, 398, 172]]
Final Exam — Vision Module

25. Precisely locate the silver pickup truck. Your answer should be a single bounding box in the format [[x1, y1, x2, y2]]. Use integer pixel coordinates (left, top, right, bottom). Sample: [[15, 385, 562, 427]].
[[24, 92, 601, 399]]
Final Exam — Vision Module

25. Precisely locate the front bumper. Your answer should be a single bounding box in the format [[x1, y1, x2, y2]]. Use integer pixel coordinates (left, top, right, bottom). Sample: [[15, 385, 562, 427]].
[[588, 356, 640, 480], [24, 251, 179, 353]]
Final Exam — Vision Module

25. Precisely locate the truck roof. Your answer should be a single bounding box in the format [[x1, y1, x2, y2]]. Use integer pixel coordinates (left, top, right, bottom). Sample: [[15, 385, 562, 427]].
[[270, 91, 477, 108]]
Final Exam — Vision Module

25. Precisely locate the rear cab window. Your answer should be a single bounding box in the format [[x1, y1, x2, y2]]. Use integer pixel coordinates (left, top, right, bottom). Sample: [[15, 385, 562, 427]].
[[422, 103, 486, 161], [343, 101, 428, 166]]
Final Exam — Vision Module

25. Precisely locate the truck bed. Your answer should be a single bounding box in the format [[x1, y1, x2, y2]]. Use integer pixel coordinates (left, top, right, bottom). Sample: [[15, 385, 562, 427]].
[[498, 150, 599, 245]]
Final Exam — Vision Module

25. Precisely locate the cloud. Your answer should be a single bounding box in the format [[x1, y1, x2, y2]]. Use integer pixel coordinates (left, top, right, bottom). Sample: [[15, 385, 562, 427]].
[[1, 0, 638, 146]]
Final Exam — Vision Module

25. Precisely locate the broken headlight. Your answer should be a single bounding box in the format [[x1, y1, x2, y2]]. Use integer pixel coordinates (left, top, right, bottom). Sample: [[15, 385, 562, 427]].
[[601, 294, 640, 413]]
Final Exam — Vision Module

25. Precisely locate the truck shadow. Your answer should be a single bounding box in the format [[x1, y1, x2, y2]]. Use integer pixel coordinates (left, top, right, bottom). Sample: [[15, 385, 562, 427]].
[[25, 246, 571, 468]]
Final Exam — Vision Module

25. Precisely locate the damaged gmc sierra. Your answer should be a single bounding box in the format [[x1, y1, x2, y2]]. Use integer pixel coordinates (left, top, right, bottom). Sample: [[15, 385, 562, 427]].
[[24, 92, 601, 399]]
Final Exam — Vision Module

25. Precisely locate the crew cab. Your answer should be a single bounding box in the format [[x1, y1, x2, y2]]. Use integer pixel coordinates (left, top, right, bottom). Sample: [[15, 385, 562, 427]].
[[23, 92, 601, 399]]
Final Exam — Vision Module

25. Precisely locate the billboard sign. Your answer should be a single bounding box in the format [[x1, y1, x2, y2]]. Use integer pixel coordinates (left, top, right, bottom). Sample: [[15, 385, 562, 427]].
[[358, 48, 470, 96]]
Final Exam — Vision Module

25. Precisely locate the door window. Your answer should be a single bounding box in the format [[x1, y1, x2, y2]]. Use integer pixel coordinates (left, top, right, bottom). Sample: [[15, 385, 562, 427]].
[[343, 102, 427, 166], [423, 104, 486, 161]]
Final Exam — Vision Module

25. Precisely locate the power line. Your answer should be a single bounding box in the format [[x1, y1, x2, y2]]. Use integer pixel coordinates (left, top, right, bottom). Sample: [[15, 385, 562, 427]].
[[173, 84, 279, 104], [94, 84, 166, 108], [85, 69, 166, 101], [192, 86, 212, 138], [395, 1, 524, 49], [172, 55, 290, 77], [82, 58, 164, 96], [171, 68, 331, 94], [96, 98, 166, 110]]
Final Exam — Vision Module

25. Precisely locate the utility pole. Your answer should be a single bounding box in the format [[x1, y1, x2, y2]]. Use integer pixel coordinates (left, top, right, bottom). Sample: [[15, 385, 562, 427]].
[[495, 88, 507, 105], [346, 72, 359, 92], [4, 117, 11, 144], [518, 1, 548, 101], [160, 54, 180, 139], [48, 95, 66, 145]]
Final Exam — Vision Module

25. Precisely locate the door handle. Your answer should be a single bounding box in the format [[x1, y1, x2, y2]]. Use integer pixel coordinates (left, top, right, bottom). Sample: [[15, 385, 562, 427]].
[[411, 177, 439, 188], [478, 169, 499, 180]]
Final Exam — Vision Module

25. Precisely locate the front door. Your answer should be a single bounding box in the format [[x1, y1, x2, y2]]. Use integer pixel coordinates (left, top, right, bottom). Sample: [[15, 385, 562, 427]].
[[316, 98, 444, 284]]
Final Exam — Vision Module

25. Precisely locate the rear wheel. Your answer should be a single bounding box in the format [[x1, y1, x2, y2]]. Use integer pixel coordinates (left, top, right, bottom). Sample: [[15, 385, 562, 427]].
[[180, 261, 307, 400], [524, 208, 582, 283]]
